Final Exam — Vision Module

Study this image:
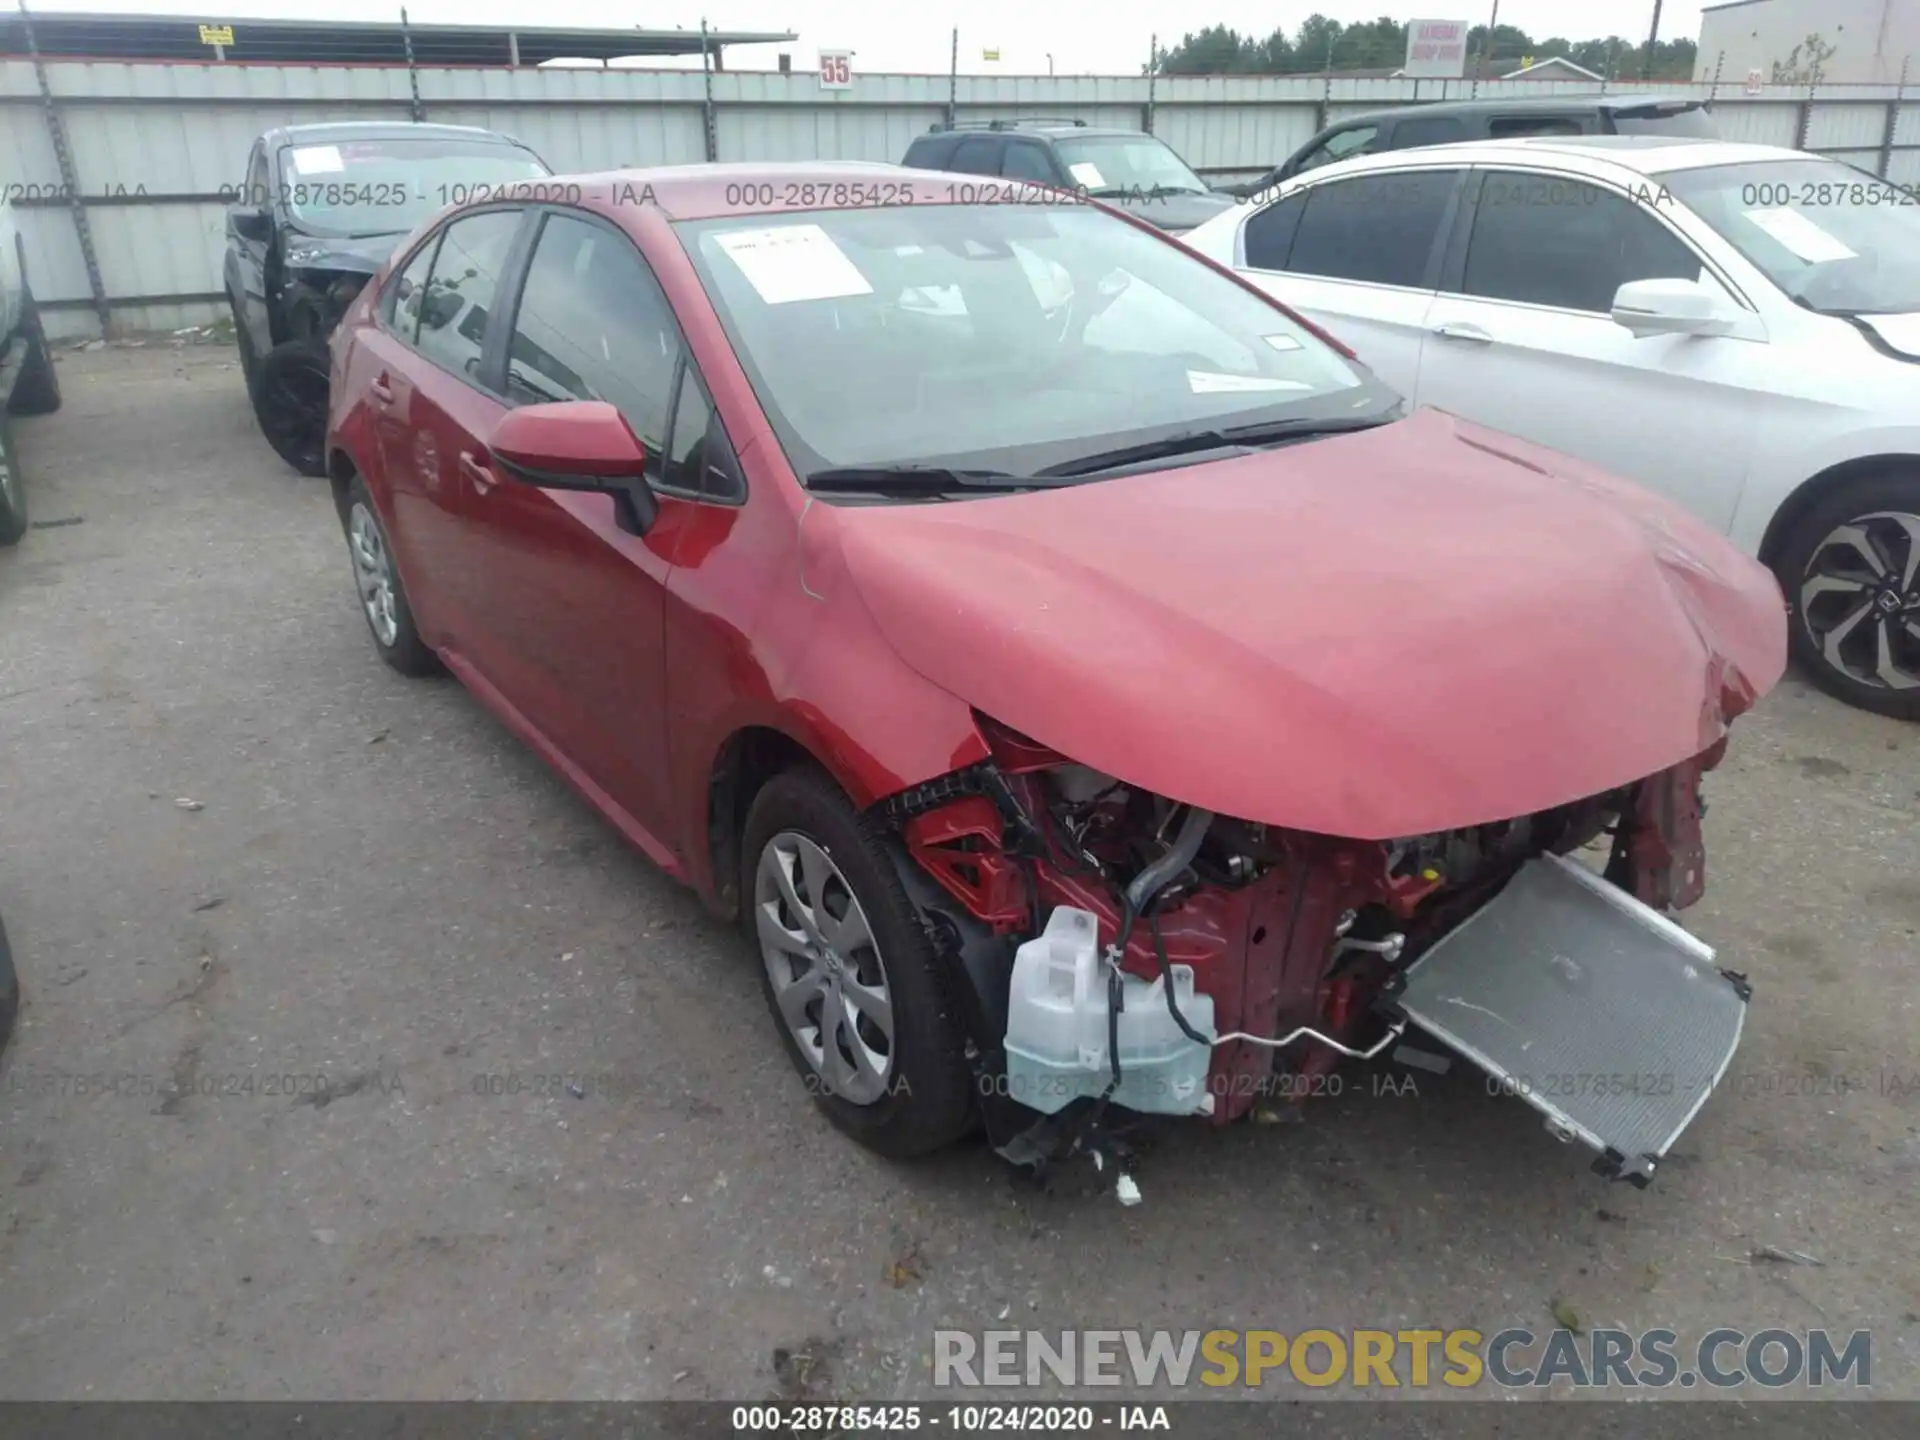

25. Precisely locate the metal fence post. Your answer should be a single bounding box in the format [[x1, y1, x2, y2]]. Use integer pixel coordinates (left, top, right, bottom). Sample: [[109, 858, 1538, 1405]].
[[1143, 33, 1156, 134], [700, 20, 718, 162], [399, 7, 424, 121], [1795, 61, 1820, 151], [1707, 50, 1724, 107], [18, 1, 112, 337], [1882, 56, 1909, 179], [947, 28, 958, 129]]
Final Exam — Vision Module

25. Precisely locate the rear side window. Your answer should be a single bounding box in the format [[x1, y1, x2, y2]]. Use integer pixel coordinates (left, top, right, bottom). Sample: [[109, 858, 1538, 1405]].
[[1388, 115, 1469, 148], [1287, 170, 1457, 288], [903, 136, 951, 169], [506, 212, 681, 471], [1242, 192, 1306, 270], [1488, 115, 1586, 138], [384, 235, 440, 344], [412, 208, 522, 382], [1460, 171, 1705, 313]]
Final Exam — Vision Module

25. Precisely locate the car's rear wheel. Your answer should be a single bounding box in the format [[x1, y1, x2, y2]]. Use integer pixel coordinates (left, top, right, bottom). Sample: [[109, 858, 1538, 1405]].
[[0, 418, 27, 547], [343, 475, 438, 677], [1779, 472, 1920, 720], [8, 288, 61, 417], [252, 339, 329, 477], [742, 767, 975, 1158]]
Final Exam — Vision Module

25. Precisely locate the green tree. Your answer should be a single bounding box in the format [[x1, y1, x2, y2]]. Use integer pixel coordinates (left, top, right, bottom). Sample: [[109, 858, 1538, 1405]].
[[1769, 32, 1838, 84]]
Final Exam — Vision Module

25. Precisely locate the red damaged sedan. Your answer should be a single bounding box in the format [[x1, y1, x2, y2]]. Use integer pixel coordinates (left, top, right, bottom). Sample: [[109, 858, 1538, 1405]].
[[325, 162, 1786, 1195]]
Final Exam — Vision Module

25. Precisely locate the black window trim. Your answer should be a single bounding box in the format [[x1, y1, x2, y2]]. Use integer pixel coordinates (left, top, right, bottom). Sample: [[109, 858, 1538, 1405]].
[[1434, 164, 1755, 318], [1238, 163, 1468, 294], [489, 203, 746, 509]]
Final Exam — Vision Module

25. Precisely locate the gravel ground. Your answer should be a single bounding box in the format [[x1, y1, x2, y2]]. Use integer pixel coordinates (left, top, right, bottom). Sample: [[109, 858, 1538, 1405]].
[[0, 346, 1915, 1406]]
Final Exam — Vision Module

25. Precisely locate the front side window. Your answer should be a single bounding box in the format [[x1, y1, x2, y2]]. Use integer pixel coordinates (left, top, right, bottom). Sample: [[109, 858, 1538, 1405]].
[[1052, 135, 1210, 196], [412, 209, 522, 381], [1002, 143, 1055, 182], [506, 213, 681, 466], [1662, 157, 1920, 315], [1288, 170, 1458, 287], [676, 202, 1394, 485], [1296, 124, 1378, 175], [275, 136, 548, 238], [1460, 171, 1705, 313], [948, 138, 1002, 175]]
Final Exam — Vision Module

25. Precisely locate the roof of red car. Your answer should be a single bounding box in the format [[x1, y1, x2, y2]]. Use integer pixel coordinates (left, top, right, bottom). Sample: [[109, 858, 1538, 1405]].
[[555, 161, 1046, 222]]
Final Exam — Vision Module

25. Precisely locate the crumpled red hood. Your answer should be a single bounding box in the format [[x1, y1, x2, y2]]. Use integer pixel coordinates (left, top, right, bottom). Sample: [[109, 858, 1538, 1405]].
[[832, 408, 1786, 839]]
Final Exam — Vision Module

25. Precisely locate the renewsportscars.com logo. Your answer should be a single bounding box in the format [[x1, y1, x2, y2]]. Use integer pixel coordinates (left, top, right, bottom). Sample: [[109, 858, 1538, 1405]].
[[932, 1327, 1872, 1391]]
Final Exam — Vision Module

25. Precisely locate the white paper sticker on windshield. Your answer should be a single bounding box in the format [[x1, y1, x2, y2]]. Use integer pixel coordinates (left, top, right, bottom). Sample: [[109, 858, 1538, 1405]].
[[1188, 370, 1313, 394], [1741, 207, 1857, 264], [1261, 333, 1304, 352], [1068, 162, 1105, 188], [713, 224, 874, 305], [291, 145, 345, 175]]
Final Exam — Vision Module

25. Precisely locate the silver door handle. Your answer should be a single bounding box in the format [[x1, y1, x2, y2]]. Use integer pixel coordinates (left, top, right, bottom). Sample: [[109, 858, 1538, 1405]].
[[1430, 322, 1493, 344]]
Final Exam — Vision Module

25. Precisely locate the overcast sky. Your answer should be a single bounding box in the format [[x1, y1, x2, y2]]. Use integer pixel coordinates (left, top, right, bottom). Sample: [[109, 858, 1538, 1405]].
[[39, 0, 1702, 74]]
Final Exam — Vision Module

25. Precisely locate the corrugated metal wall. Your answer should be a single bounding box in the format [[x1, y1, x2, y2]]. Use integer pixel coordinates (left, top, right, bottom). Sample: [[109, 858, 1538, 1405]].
[[2, 59, 1916, 337]]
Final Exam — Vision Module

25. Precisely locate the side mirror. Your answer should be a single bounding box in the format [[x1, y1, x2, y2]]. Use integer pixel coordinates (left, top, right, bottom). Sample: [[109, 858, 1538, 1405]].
[[488, 401, 659, 536], [230, 207, 273, 243], [1610, 277, 1737, 339]]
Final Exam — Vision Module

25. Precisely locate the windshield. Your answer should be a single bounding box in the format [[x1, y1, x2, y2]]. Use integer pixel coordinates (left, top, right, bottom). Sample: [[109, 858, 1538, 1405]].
[[1051, 136, 1211, 197], [1664, 157, 1920, 315], [275, 137, 549, 238], [675, 201, 1392, 487]]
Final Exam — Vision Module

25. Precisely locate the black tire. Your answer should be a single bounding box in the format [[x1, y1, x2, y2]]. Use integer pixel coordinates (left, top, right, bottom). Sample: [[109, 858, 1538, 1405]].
[[251, 338, 329, 477], [0, 417, 27, 547], [8, 289, 60, 417], [342, 474, 439, 677], [741, 767, 975, 1159], [1776, 471, 1920, 721], [0, 908, 17, 1057], [230, 295, 261, 402]]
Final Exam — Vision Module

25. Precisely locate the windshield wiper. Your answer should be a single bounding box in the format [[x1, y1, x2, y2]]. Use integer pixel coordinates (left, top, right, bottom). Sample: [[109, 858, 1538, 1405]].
[[1036, 413, 1394, 479], [805, 465, 1055, 495]]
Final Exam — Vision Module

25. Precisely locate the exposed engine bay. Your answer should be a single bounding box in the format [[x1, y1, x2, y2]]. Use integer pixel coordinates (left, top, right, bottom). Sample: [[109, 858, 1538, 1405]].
[[876, 715, 1747, 1199]]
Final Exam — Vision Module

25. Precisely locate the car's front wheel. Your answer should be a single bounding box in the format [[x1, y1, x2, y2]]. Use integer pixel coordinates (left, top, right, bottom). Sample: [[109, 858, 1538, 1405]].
[[1779, 472, 1920, 720], [8, 288, 60, 417], [251, 339, 329, 477], [0, 418, 27, 546], [741, 768, 975, 1158], [343, 475, 438, 676]]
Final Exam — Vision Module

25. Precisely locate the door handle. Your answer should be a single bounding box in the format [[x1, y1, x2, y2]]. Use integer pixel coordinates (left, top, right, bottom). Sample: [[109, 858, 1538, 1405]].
[[459, 450, 497, 495], [369, 374, 395, 405], [1430, 321, 1494, 344]]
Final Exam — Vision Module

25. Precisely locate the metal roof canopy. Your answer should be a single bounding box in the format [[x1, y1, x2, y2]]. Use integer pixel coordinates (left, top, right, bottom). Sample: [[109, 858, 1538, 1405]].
[[0, 12, 797, 66]]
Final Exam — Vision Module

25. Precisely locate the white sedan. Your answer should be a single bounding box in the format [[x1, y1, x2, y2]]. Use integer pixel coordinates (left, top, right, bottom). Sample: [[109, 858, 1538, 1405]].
[[1181, 137, 1920, 718]]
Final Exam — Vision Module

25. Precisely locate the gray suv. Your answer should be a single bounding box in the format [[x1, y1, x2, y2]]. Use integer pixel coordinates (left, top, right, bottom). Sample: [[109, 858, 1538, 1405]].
[[902, 120, 1234, 235]]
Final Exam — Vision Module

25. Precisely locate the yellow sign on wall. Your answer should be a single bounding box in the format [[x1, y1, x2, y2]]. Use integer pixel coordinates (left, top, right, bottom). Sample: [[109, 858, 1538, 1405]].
[[199, 24, 234, 46], [981, 48, 1000, 61]]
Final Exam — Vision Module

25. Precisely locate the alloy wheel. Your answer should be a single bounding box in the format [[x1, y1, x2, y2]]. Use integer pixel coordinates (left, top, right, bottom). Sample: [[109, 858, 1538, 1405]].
[[348, 503, 399, 647], [1799, 511, 1920, 693], [753, 831, 896, 1105]]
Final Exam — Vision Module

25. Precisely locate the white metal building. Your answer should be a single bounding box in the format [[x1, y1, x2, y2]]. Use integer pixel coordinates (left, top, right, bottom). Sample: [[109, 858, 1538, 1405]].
[[1697, 0, 1919, 84]]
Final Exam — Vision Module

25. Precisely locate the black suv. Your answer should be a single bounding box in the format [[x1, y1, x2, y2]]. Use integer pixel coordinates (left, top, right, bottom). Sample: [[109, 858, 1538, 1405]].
[[902, 120, 1234, 234], [1234, 95, 1715, 196], [224, 121, 549, 476]]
